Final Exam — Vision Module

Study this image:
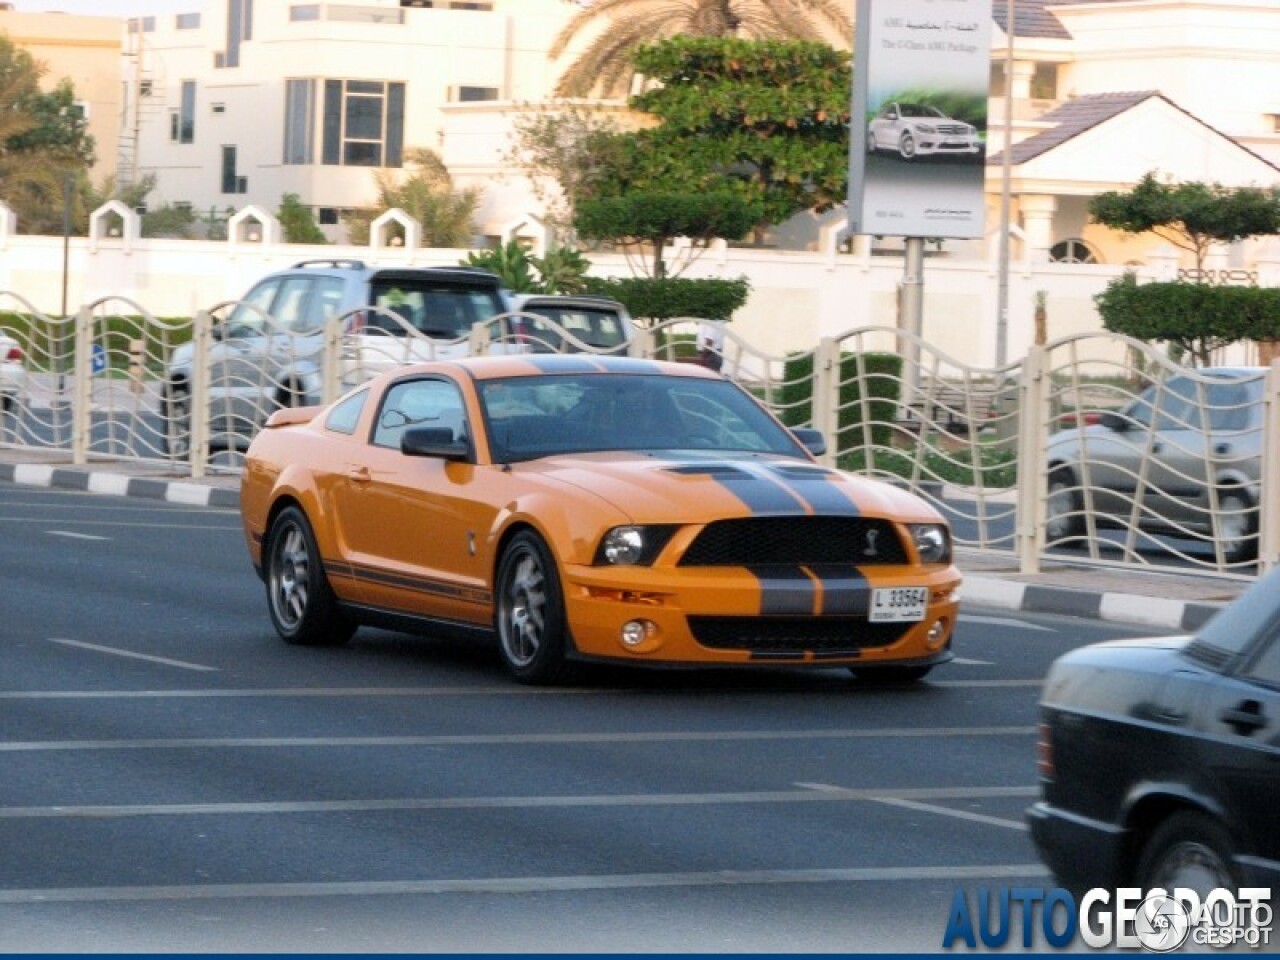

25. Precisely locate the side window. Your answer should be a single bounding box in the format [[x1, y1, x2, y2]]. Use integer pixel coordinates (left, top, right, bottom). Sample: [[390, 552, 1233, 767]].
[[1206, 382, 1256, 433], [271, 276, 314, 333], [373, 379, 468, 449], [1244, 633, 1280, 690], [304, 276, 346, 331], [226, 278, 280, 336], [1151, 378, 1202, 432], [325, 389, 368, 435]]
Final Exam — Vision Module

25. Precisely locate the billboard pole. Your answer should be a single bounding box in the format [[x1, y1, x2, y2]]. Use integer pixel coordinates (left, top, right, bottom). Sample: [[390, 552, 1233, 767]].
[[901, 237, 925, 395], [995, 0, 1015, 369]]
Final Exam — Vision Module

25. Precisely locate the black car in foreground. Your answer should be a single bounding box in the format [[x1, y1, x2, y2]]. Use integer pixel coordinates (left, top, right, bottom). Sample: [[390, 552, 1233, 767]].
[[1028, 567, 1280, 896]]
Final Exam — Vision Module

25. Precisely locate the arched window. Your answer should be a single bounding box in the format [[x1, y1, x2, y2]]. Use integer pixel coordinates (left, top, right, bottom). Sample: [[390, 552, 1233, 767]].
[[1049, 239, 1099, 264]]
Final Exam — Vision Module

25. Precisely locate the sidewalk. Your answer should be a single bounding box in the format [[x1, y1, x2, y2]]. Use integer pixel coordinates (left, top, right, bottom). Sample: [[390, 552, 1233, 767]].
[[0, 448, 1246, 633]]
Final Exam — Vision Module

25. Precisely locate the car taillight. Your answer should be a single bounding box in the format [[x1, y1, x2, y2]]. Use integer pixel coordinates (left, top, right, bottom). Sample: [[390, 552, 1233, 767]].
[[4, 346, 22, 363], [1036, 721, 1055, 779]]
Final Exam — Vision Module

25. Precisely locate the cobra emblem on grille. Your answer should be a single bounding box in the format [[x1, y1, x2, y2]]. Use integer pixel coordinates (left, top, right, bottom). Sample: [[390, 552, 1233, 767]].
[[863, 529, 880, 558]]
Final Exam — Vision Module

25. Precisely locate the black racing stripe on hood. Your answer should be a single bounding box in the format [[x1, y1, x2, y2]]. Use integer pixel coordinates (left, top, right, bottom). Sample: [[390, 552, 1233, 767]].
[[746, 566, 817, 615], [806, 564, 871, 615], [665, 464, 808, 515], [759, 463, 861, 516]]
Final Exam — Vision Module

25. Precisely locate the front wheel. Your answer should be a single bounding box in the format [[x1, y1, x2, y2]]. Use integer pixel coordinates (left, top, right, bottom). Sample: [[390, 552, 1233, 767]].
[[1046, 468, 1084, 542], [265, 505, 354, 646], [162, 383, 191, 459], [494, 531, 571, 684], [898, 131, 917, 160], [1136, 811, 1240, 900]]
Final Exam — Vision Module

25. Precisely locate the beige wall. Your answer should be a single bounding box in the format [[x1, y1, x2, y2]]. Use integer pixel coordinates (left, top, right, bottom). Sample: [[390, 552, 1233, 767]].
[[0, 9, 122, 180]]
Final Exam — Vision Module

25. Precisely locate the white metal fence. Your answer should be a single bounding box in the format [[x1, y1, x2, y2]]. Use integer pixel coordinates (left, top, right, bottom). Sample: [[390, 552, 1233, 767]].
[[2, 296, 1274, 580]]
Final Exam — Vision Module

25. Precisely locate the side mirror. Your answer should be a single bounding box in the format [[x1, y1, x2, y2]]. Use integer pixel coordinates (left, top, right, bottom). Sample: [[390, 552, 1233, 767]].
[[401, 426, 469, 462], [791, 427, 827, 457]]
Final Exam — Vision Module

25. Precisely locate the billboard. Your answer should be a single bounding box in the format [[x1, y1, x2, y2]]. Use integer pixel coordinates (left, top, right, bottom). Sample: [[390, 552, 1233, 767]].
[[848, 0, 993, 240]]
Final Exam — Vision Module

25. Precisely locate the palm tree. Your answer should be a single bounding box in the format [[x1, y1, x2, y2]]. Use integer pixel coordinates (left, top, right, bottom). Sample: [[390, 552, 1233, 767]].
[[550, 0, 851, 97]]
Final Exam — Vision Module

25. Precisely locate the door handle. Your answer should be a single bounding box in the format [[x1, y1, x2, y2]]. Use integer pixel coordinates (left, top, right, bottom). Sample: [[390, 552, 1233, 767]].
[[346, 466, 371, 484], [1220, 700, 1267, 735]]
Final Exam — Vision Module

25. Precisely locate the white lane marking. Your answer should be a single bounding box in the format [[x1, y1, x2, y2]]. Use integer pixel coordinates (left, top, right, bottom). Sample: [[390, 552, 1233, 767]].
[[0, 724, 1037, 752], [959, 614, 1055, 633], [0, 863, 1052, 904], [0, 784, 1039, 820], [47, 638, 219, 673], [869, 796, 1029, 832], [46, 530, 109, 541], [951, 657, 995, 666]]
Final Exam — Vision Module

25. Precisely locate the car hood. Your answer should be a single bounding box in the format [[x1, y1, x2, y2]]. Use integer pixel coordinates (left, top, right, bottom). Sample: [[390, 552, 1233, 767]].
[[515, 451, 941, 524]]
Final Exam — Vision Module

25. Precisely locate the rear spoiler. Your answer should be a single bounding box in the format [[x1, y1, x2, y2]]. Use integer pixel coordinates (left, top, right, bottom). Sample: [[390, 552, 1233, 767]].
[[264, 406, 321, 429]]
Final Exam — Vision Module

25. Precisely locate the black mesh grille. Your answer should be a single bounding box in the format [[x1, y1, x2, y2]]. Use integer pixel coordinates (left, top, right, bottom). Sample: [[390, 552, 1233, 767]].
[[688, 616, 909, 655], [678, 517, 908, 566]]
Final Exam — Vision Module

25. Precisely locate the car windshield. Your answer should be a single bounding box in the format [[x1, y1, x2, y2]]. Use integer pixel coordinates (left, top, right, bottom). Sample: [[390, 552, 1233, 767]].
[[479, 373, 806, 462], [898, 104, 944, 118], [506, 305, 629, 353]]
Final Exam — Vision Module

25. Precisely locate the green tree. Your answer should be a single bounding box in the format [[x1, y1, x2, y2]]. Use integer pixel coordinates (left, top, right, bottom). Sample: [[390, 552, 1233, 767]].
[[501, 101, 622, 244], [576, 189, 761, 278], [592, 38, 852, 235], [0, 34, 95, 233], [277, 193, 328, 244], [1090, 172, 1280, 274], [344, 148, 479, 248], [549, 0, 850, 97]]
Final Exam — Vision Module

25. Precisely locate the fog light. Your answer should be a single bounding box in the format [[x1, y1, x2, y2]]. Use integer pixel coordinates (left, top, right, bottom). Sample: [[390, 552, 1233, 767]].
[[621, 620, 654, 647], [926, 619, 948, 649]]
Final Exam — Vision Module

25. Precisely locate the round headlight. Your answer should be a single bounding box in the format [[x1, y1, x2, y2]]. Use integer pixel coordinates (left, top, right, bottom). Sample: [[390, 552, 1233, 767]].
[[911, 524, 950, 564], [602, 526, 645, 565]]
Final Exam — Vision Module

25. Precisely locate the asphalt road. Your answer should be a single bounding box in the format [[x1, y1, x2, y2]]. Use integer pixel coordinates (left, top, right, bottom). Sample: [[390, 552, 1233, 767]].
[[0, 483, 1159, 952]]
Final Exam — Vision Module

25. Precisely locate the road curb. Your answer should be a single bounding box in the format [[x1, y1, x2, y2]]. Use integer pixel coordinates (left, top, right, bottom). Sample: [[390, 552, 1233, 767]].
[[0, 462, 240, 510]]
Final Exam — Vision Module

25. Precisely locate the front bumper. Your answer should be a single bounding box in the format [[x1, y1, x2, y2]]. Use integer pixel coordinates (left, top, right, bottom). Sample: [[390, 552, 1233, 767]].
[[560, 563, 961, 667]]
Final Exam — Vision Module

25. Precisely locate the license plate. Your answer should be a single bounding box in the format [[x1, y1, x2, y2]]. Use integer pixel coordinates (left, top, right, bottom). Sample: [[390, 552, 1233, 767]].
[[869, 587, 928, 623]]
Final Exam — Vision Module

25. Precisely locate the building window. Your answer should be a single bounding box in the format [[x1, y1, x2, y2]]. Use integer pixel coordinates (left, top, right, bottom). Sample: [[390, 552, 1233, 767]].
[[221, 145, 247, 194], [129, 16, 156, 33], [284, 78, 317, 165], [176, 12, 201, 29], [322, 79, 404, 168], [223, 0, 253, 68], [1049, 239, 1099, 264], [448, 2, 492, 9], [290, 4, 321, 20], [170, 80, 196, 143], [451, 85, 499, 102]]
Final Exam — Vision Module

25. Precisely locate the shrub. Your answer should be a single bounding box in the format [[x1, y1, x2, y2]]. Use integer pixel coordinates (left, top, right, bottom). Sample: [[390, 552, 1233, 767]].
[[779, 351, 903, 448]]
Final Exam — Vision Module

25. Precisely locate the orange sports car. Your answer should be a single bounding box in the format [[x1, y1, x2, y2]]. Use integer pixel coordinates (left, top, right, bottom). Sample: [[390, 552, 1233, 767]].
[[240, 355, 961, 683]]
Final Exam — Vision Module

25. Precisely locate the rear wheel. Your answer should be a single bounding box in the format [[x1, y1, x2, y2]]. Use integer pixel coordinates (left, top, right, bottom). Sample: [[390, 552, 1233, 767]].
[[1046, 468, 1084, 542], [494, 531, 571, 684], [1136, 811, 1240, 899], [265, 505, 354, 646], [1217, 489, 1257, 564]]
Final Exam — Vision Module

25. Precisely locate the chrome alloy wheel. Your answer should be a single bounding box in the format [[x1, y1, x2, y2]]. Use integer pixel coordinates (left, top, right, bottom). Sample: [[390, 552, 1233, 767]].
[[269, 519, 311, 633], [499, 549, 547, 669]]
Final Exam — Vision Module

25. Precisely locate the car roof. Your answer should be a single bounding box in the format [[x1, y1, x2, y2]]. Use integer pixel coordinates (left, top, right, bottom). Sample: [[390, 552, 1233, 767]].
[[385, 354, 718, 382]]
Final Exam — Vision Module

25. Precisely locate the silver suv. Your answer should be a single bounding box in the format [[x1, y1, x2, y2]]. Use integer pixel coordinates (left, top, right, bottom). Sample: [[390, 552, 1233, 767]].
[[1045, 367, 1263, 563], [163, 259, 506, 454]]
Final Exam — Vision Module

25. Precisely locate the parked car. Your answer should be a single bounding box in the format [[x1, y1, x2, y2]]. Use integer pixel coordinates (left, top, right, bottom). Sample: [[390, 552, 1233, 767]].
[[1028, 565, 1280, 895], [500, 294, 635, 355], [240, 355, 961, 684], [866, 102, 981, 160], [0, 332, 24, 412], [1045, 367, 1263, 563], [163, 259, 507, 455]]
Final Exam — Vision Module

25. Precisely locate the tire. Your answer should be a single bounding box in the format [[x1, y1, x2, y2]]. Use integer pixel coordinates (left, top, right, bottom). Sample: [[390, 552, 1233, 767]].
[[1136, 811, 1240, 899], [1046, 468, 1084, 542], [264, 505, 355, 647], [866, 131, 877, 154], [162, 383, 191, 459], [898, 131, 917, 160], [850, 665, 932, 684], [1216, 489, 1257, 565], [494, 531, 571, 684]]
